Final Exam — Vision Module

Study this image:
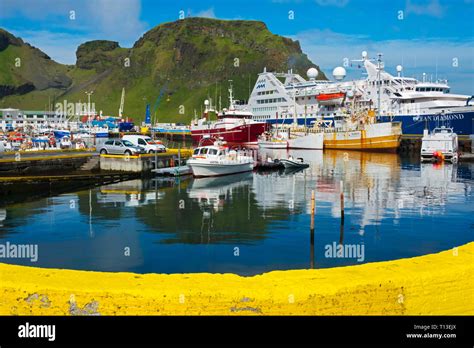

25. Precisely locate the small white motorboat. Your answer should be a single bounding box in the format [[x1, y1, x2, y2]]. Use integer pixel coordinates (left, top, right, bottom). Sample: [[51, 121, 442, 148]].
[[59, 136, 72, 149], [279, 156, 310, 169], [421, 126, 458, 163], [187, 140, 255, 177]]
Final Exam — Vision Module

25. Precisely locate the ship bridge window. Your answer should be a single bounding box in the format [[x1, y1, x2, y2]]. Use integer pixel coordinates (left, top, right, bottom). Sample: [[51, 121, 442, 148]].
[[208, 148, 218, 155], [193, 148, 200, 155]]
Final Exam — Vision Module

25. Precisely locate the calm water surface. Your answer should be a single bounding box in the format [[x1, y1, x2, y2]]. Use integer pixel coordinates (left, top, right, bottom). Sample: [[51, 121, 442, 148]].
[[1, 150, 473, 275]]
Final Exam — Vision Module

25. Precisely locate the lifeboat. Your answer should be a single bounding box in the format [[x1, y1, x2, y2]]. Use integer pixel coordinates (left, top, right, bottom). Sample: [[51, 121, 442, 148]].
[[316, 92, 345, 105]]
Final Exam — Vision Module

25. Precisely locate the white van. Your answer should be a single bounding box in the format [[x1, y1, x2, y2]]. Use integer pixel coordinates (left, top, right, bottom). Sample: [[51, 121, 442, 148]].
[[122, 135, 166, 153]]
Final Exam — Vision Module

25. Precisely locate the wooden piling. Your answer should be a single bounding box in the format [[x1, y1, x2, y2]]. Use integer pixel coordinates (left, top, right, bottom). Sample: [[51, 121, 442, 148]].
[[340, 180, 344, 224], [310, 189, 315, 269]]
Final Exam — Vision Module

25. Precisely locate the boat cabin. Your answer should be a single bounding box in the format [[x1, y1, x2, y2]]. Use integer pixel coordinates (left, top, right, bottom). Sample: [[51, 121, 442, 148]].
[[192, 145, 231, 158], [421, 126, 458, 162]]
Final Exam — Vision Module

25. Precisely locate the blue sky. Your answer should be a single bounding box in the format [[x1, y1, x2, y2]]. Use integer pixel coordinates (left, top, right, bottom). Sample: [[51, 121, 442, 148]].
[[1, 0, 473, 93]]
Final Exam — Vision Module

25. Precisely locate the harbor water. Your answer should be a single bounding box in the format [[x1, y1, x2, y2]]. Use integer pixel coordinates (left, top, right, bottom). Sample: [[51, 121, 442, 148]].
[[0, 150, 473, 275]]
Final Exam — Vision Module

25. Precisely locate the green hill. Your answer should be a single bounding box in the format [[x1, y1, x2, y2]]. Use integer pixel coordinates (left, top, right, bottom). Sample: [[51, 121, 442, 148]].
[[0, 18, 326, 123]]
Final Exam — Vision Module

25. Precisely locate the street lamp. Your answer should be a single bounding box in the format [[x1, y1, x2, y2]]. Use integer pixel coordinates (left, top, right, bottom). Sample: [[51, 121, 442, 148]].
[[85, 91, 94, 118]]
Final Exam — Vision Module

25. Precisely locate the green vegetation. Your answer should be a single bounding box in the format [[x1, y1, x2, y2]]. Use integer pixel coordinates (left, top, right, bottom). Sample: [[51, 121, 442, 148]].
[[0, 18, 326, 123]]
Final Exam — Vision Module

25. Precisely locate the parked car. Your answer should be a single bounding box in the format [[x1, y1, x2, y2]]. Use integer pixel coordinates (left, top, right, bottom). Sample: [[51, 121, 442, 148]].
[[99, 139, 146, 155], [122, 135, 166, 153]]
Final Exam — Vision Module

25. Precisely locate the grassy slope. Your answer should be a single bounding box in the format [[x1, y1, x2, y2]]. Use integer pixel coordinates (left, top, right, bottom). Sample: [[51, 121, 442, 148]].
[[1, 18, 325, 123]]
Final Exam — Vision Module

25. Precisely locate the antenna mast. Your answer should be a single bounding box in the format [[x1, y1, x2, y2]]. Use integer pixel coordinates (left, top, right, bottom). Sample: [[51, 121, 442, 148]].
[[228, 80, 234, 109], [377, 53, 382, 118]]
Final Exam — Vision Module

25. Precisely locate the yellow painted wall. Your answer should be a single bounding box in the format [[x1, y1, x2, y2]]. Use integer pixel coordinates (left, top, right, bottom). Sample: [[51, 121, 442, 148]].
[[1, 242, 472, 315]]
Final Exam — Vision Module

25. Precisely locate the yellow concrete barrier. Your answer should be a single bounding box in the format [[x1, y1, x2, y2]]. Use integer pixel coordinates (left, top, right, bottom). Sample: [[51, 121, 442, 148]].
[[100, 149, 192, 159], [3, 148, 96, 156], [0, 242, 472, 315], [0, 153, 94, 163]]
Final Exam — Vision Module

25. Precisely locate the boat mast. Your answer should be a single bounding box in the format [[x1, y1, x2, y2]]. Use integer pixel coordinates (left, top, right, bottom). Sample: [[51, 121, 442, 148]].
[[377, 53, 382, 119], [228, 80, 234, 109]]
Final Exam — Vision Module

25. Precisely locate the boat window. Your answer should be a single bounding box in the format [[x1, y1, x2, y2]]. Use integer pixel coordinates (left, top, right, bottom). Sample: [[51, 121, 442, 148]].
[[200, 148, 208, 155], [208, 148, 218, 155], [193, 148, 200, 155]]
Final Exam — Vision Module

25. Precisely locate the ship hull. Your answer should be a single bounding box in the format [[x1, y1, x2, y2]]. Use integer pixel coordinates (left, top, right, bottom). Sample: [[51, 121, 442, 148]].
[[263, 109, 474, 136], [288, 132, 324, 150], [380, 110, 474, 137], [258, 140, 288, 149], [191, 123, 267, 146], [323, 122, 402, 152], [188, 161, 254, 178]]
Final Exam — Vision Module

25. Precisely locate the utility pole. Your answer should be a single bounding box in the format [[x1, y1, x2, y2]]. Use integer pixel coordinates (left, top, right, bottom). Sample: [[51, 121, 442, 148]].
[[85, 91, 94, 116]]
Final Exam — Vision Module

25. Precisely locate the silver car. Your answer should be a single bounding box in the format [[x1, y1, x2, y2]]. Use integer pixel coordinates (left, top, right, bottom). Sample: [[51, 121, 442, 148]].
[[99, 139, 146, 155]]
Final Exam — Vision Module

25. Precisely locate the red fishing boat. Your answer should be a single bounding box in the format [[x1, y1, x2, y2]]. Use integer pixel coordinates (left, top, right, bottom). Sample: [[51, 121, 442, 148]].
[[190, 83, 267, 147]]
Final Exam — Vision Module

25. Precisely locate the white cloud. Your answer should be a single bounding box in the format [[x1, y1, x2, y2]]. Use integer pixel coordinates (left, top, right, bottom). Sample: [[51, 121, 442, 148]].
[[0, 0, 147, 59], [90, 0, 147, 42], [192, 7, 216, 19], [405, 0, 445, 18], [291, 28, 474, 94]]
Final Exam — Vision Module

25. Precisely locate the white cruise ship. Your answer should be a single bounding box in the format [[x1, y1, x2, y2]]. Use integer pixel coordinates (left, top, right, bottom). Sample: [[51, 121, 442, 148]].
[[242, 51, 474, 136]]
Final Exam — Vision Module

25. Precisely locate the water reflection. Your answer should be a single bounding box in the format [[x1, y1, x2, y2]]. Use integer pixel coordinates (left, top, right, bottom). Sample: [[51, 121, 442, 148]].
[[0, 150, 472, 274]]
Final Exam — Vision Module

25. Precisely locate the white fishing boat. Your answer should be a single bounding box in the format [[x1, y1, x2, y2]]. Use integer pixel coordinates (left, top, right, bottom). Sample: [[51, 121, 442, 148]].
[[257, 131, 288, 149], [187, 141, 255, 177], [287, 129, 324, 150], [421, 126, 458, 163]]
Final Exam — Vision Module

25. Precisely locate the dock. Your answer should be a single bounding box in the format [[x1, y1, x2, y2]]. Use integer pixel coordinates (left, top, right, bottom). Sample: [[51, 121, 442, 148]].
[[0, 151, 97, 175], [99, 149, 192, 173], [152, 165, 192, 176], [0, 148, 193, 204]]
